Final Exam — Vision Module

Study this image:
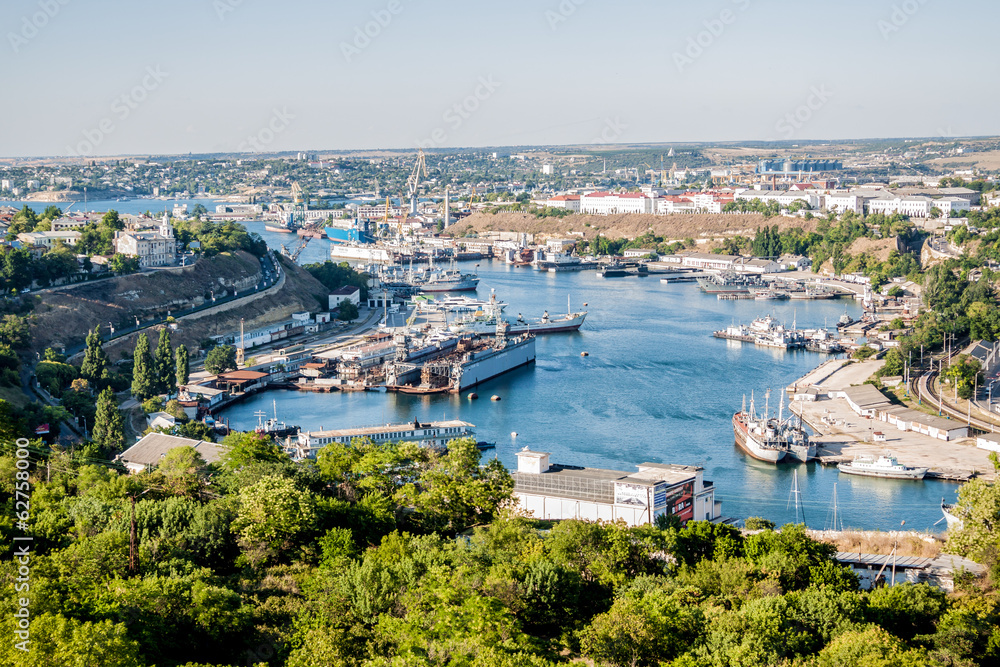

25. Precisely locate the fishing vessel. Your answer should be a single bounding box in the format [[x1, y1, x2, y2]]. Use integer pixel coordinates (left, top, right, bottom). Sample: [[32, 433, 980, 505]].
[[254, 400, 299, 438], [697, 271, 766, 294], [838, 454, 928, 479], [732, 391, 814, 463], [449, 293, 587, 335]]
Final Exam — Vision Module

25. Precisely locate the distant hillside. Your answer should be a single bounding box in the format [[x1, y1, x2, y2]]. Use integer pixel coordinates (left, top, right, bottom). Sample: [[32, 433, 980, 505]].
[[447, 211, 819, 243]]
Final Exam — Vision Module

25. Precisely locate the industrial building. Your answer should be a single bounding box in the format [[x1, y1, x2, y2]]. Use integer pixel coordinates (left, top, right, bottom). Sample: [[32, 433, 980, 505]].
[[512, 449, 721, 527]]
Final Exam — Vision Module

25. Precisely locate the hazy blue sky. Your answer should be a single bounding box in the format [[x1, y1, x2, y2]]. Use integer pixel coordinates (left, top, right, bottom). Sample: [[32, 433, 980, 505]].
[[1, 0, 996, 157]]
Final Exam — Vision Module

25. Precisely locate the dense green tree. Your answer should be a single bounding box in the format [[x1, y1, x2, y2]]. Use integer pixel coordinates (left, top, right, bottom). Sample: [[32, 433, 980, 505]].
[[175, 344, 190, 387], [233, 474, 317, 564], [0, 314, 30, 348], [581, 583, 704, 667], [204, 344, 237, 375], [80, 326, 110, 385], [220, 430, 288, 470], [131, 333, 154, 399], [91, 387, 126, 452], [153, 328, 175, 395]]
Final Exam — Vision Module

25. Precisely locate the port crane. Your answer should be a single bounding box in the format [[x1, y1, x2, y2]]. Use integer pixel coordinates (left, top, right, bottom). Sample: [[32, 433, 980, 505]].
[[406, 149, 428, 215], [280, 236, 310, 261]]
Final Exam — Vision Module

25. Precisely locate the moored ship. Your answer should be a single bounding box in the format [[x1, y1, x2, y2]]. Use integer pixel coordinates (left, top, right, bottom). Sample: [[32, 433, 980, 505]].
[[838, 454, 928, 480], [698, 271, 766, 294], [449, 293, 587, 336], [732, 391, 814, 463]]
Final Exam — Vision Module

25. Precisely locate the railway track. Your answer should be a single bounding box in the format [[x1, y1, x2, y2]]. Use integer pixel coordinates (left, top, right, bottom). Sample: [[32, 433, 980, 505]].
[[914, 371, 997, 433]]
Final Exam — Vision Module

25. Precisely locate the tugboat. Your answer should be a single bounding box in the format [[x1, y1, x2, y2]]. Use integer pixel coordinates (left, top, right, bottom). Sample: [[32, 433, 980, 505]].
[[838, 454, 928, 480]]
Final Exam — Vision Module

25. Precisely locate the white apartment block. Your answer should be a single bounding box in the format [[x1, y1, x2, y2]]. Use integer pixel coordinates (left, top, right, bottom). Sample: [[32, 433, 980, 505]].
[[546, 195, 581, 211], [580, 192, 653, 215]]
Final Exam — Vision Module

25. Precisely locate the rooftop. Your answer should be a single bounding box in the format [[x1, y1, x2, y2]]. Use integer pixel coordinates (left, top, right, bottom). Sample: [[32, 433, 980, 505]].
[[118, 433, 227, 467]]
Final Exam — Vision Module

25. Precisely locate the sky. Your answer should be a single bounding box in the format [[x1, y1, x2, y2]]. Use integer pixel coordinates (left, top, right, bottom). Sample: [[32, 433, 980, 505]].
[[1, 0, 997, 158]]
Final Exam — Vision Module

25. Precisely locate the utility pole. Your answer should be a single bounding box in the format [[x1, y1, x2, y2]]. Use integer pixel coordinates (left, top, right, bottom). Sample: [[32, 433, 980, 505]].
[[129, 494, 138, 574]]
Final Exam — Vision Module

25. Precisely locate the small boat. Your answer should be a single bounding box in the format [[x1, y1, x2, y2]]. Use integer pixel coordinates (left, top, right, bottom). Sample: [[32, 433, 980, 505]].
[[476, 441, 496, 450], [265, 223, 295, 233], [838, 454, 928, 480], [941, 498, 964, 530]]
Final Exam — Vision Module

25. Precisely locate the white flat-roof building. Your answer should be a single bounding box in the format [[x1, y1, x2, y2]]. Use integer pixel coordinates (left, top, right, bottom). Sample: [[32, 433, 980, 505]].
[[512, 449, 721, 527], [16, 230, 81, 249], [580, 191, 653, 215], [292, 419, 475, 459], [546, 195, 581, 212]]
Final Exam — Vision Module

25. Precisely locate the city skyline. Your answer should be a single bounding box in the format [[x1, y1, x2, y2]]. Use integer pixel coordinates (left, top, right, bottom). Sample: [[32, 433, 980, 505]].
[[1, 0, 997, 158]]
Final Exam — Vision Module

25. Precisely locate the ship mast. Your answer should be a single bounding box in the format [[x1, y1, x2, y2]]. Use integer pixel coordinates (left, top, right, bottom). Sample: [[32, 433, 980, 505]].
[[764, 389, 771, 420]]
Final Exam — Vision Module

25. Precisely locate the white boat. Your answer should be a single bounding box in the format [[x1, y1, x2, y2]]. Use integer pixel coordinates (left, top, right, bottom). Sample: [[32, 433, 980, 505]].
[[838, 454, 928, 480], [941, 498, 964, 530]]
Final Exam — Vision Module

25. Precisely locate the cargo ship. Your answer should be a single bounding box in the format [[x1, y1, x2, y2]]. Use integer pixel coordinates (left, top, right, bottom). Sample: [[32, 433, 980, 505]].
[[732, 391, 814, 463], [453, 328, 536, 391], [385, 323, 536, 393]]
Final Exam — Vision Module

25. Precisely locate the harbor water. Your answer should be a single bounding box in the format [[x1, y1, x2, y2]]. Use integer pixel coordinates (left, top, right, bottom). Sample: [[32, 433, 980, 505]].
[[221, 245, 958, 532], [6, 202, 952, 531]]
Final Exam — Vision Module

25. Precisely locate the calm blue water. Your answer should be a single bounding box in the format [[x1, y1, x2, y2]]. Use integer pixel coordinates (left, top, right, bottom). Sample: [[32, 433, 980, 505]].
[[220, 257, 957, 532]]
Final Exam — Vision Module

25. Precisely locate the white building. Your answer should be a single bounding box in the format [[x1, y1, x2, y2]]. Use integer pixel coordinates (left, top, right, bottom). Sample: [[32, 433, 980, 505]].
[[113, 213, 178, 268], [329, 285, 361, 310], [512, 449, 720, 526], [541, 164, 554, 175], [825, 192, 869, 215], [546, 195, 581, 212], [292, 419, 476, 459], [580, 192, 653, 215], [16, 230, 81, 249], [933, 197, 971, 217]]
